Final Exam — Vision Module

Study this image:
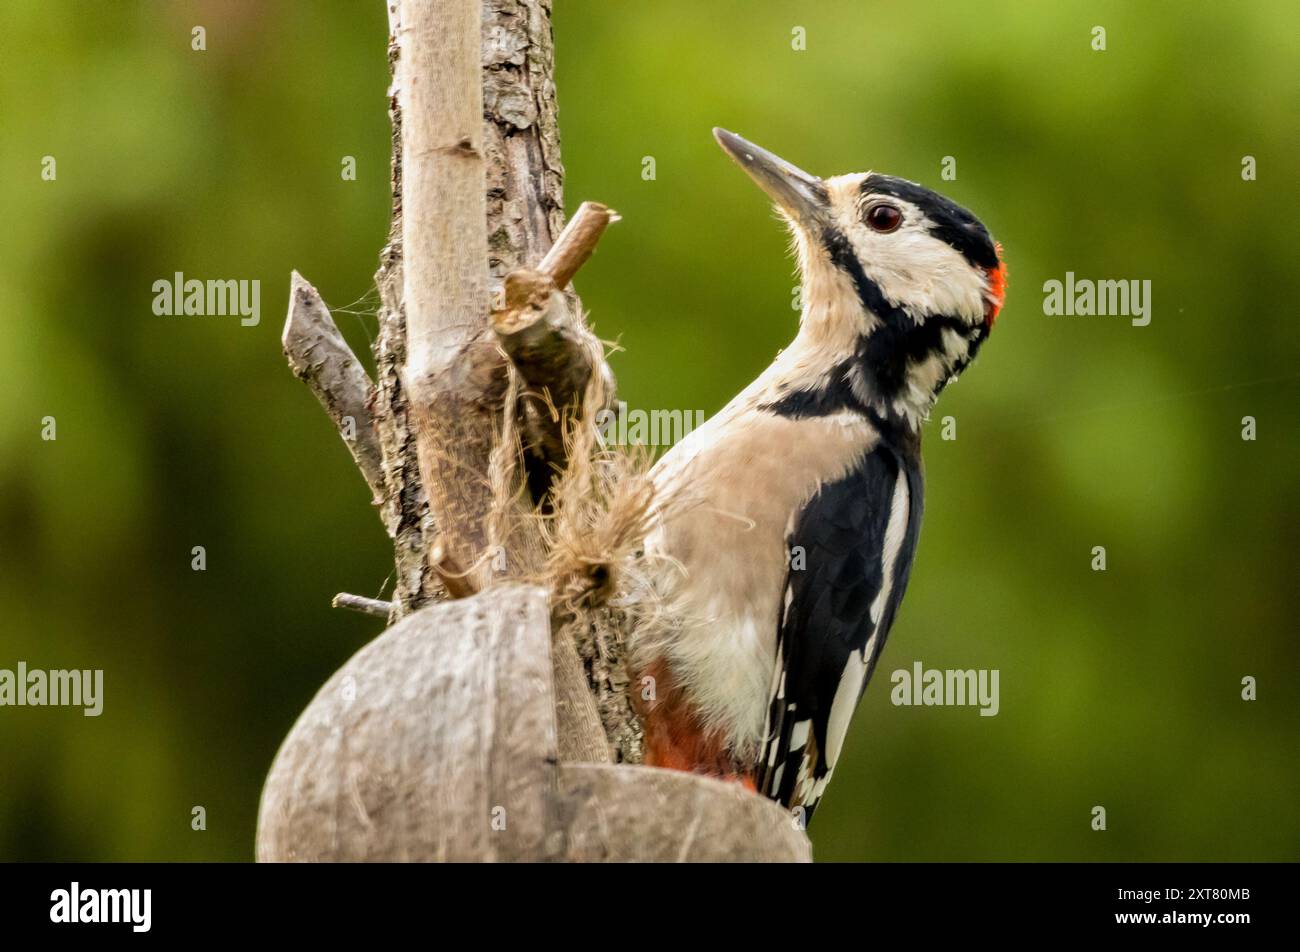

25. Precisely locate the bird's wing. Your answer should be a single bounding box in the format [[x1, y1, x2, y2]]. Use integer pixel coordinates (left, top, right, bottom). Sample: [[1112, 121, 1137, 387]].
[[757, 443, 922, 819]]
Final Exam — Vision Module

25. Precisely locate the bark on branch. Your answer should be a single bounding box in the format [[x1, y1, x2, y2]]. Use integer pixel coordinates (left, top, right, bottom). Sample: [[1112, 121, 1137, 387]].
[[493, 202, 617, 492], [332, 592, 396, 617], [282, 272, 385, 507], [538, 199, 617, 288], [398, 0, 503, 590]]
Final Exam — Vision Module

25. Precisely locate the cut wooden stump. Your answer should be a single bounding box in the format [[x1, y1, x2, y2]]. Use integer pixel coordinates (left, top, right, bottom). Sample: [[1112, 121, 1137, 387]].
[[256, 584, 810, 862]]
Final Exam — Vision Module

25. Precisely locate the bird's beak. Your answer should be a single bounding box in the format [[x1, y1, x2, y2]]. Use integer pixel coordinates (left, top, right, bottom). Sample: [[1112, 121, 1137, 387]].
[[713, 128, 828, 226]]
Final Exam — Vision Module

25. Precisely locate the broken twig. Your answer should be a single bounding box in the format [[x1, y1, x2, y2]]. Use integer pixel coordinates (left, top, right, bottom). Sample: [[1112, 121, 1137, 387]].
[[282, 271, 385, 507], [331, 593, 396, 618], [538, 201, 618, 290], [493, 202, 617, 491]]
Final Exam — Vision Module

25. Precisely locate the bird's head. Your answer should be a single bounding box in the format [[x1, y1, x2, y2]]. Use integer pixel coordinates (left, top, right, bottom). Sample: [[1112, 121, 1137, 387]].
[[714, 128, 1006, 430]]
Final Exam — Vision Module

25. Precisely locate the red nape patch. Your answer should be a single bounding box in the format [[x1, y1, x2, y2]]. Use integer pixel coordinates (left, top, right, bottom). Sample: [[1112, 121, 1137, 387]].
[[984, 243, 1007, 329]]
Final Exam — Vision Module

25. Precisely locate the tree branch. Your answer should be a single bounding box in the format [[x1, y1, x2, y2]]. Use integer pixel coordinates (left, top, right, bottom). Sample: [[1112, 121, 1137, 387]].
[[331, 592, 396, 617], [399, 0, 488, 378], [282, 271, 385, 507], [493, 202, 617, 491], [538, 200, 617, 288], [399, 0, 509, 591]]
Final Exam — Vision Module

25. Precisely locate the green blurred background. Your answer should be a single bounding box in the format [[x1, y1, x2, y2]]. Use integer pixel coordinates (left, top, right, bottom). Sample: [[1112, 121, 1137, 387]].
[[1, 1, 1296, 862]]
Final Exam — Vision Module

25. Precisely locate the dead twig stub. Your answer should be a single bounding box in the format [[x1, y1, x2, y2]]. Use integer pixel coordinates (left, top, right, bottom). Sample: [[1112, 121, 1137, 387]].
[[331, 593, 396, 618], [538, 201, 617, 290], [492, 203, 618, 497], [282, 271, 385, 509]]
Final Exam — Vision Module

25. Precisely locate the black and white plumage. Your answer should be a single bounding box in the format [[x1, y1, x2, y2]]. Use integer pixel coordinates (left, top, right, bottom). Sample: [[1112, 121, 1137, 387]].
[[758, 442, 923, 817], [634, 129, 1005, 820]]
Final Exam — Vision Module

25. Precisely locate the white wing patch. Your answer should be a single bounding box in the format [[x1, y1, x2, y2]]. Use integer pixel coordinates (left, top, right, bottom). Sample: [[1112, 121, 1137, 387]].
[[757, 446, 920, 819], [788, 719, 811, 751], [823, 470, 907, 772], [823, 649, 869, 770], [870, 469, 911, 625]]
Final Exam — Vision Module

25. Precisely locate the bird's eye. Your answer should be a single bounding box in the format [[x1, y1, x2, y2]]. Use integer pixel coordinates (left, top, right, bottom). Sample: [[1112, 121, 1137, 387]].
[[865, 203, 902, 233]]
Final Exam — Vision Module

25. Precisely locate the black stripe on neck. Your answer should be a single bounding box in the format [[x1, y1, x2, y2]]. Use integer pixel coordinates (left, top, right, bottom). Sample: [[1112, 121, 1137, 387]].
[[761, 361, 915, 450], [821, 225, 911, 329], [761, 224, 986, 439]]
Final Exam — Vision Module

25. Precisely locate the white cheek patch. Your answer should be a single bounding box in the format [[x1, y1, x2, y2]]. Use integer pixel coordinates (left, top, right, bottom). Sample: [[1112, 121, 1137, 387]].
[[824, 186, 988, 325]]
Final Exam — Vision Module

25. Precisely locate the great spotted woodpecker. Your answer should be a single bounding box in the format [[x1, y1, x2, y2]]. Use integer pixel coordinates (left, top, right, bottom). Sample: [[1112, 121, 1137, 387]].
[[634, 129, 1006, 821]]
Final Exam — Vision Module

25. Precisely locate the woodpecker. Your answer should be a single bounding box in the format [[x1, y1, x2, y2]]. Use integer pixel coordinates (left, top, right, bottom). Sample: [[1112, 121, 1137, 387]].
[[633, 129, 1006, 821]]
